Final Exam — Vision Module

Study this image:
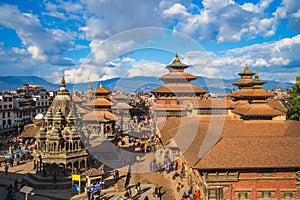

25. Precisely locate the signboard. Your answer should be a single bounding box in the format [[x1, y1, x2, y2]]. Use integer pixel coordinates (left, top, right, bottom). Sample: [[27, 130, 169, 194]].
[[85, 181, 103, 193], [72, 174, 81, 194]]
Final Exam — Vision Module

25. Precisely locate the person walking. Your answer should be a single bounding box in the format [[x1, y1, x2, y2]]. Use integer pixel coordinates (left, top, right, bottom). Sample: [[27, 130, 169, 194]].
[[4, 165, 9, 175]]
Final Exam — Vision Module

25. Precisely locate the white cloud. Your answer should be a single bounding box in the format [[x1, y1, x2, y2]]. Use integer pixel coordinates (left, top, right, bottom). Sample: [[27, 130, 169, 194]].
[[27, 46, 47, 62], [0, 5, 74, 66], [291, 9, 300, 18], [183, 34, 300, 82], [161, 3, 189, 18], [127, 59, 167, 77]]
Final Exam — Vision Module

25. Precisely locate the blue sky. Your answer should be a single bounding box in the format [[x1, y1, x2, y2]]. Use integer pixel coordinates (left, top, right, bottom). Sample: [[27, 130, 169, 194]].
[[0, 0, 299, 84]]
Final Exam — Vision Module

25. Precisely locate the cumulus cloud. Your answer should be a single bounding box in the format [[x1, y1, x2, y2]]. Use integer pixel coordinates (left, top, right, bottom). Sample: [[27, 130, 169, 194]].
[[0, 4, 74, 66], [183, 34, 300, 83], [80, 0, 164, 40], [161, 3, 189, 18]]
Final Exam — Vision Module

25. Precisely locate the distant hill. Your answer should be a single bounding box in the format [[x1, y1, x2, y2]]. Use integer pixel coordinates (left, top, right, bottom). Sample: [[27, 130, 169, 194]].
[[0, 75, 294, 93], [0, 76, 59, 91]]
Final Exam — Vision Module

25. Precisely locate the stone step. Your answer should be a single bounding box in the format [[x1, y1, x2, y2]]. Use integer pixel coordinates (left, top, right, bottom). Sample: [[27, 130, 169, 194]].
[[23, 174, 71, 189], [27, 172, 71, 183]]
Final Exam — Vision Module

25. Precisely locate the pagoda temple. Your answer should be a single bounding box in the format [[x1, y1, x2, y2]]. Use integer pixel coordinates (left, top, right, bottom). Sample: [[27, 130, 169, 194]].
[[82, 82, 117, 139], [230, 64, 287, 120], [151, 54, 207, 118], [34, 77, 89, 176], [111, 91, 132, 118]]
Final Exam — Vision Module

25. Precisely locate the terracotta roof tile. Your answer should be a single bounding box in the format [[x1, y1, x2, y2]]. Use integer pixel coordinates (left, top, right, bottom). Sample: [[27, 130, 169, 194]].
[[229, 89, 275, 98], [84, 97, 113, 107], [266, 99, 288, 113], [82, 110, 117, 121], [21, 124, 40, 138], [112, 92, 129, 100], [159, 72, 197, 80], [158, 118, 300, 168], [151, 83, 207, 94], [82, 168, 104, 177], [93, 86, 110, 94], [194, 137, 300, 169], [71, 94, 84, 103], [232, 103, 284, 116], [111, 102, 132, 109], [232, 79, 253, 86], [191, 99, 236, 109], [152, 104, 185, 111]]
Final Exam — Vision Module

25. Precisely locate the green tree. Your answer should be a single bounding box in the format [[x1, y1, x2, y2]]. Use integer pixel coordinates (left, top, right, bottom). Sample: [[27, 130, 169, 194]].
[[287, 76, 300, 120]]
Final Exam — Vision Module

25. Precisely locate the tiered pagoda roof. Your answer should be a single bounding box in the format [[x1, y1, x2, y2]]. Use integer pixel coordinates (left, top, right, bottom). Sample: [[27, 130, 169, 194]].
[[152, 54, 207, 98], [229, 64, 286, 120], [232, 64, 255, 89], [83, 82, 117, 122], [92, 82, 110, 97]]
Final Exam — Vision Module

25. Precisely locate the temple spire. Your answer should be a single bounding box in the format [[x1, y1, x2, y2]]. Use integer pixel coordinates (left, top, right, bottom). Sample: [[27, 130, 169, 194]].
[[59, 76, 68, 93], [172, 53, 181, 64], [244, 63, 250, 73], [100, 81, 103, 88], [255, 70, 259, 80]]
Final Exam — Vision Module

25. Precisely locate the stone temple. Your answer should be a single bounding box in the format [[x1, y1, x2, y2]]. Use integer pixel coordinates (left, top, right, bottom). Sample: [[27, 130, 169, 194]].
[[33, 77, 89, 176]]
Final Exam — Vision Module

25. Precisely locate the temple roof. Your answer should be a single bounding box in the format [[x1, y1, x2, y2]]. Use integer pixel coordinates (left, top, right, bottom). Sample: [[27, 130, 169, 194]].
[[194, 136, 300, 170], [21, 124, 40, 138], [111, 102, 132, 109], [50, 77, 73, 118], [158, 118, 300, 169], [152, 104, 185, 111], [84, 97, 113, 107], [82, 167, 104, 177], [166, 54, 189, 69], [191, 99, 236, 109], [151, 83, 208, 94], [93, 82, 110, 94], [70, 94, 84, 103], [112, 92, 129, 100], [82, 110, 117, 121], [253, 70, 266, 87], [159, 72, 197, 81], [232, 103, 285, 117], [232, 79, 253, 86], [238, 63, 255, 76], [229, 88, 275, 98]]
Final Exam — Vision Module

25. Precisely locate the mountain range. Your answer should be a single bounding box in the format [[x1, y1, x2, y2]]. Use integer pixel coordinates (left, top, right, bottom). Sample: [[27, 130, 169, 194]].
[[0, 76, 294, 94]]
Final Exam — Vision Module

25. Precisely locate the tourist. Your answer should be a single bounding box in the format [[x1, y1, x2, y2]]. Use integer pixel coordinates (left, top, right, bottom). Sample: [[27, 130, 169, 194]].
[[86, 189, 91, 200], [149, 161, 153, 172], [4, 164, 9, 175]]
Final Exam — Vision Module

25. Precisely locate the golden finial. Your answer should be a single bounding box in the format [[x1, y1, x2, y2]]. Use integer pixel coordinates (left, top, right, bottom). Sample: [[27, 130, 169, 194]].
[[100, 81, 103, 88], [255, 70, 259, 79], [61, 76, 65, 87], [173, 53, 181, 64], [244, 63, 250, 73]]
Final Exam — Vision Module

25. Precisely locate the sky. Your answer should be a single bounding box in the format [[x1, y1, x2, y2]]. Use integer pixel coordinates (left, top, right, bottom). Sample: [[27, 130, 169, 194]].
[[0, 0, 299, 84]]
